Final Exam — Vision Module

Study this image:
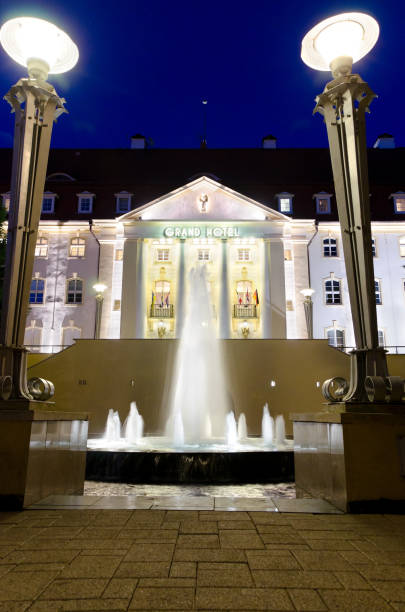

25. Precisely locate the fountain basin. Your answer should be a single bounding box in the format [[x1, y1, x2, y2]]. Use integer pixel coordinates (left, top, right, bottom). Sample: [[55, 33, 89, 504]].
[[86, 438, 294, 484]]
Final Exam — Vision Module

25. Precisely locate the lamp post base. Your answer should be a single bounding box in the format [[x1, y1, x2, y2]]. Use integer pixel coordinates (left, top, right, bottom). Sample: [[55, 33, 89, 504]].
[[292, 406, 405, 512], [0, 404, 89, 510]]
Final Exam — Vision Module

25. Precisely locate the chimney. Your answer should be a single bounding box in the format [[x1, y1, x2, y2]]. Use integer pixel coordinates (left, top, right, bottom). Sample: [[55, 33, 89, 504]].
[[131, 134, 146, 149], [262, 134, 277, 149], [373, 133, 395, 149]]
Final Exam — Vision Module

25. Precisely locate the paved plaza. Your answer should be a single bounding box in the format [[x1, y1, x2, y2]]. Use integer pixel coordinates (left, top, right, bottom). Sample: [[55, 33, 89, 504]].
[[0, 496, 405, 611]]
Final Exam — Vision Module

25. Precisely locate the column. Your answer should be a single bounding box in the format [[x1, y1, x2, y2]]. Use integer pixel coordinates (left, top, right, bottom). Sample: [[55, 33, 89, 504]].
[[120, 238, 145, 339], [98, 242, 114, 339], [134, 239, 146, 339], [219, 239, 230, 339], [269, 238, 287, 338], [261, 239, 272, 339], [292, 240, 311, 338], [175, 239, 186, 338]]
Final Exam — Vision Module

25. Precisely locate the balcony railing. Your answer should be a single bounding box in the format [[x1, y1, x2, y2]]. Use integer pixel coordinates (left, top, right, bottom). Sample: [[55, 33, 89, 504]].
[[233, 304, 257, 318], [150, 304, 174, 318]]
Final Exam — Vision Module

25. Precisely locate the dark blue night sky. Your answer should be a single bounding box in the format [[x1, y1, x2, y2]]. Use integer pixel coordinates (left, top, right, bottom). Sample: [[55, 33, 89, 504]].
[[0, 0, 402, 149]]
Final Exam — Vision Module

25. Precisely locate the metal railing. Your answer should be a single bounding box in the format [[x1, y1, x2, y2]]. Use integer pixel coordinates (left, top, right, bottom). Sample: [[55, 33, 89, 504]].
[[333, 345, 405, 355], [233, 304, 257, 318], [150, 304, 174, 318]]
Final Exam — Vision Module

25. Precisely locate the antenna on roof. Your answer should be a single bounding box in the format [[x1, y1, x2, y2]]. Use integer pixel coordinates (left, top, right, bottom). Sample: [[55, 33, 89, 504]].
[[201, 100, 208, 149]]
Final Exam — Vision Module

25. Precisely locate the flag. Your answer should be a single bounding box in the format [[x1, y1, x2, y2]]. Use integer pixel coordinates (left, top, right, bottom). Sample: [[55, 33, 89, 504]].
[[253, 289, 259, 305], [152, 291, 155, 305], [165, 293, 169, 306], [246, 289, 250, 303]]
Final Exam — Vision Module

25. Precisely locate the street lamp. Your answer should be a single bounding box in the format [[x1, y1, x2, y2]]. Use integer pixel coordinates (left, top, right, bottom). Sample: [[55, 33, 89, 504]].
[[93, 283, 107, 340], [300, 288, 315, 340], [0, 17, 78, 402], [301, 12, 404, 405]]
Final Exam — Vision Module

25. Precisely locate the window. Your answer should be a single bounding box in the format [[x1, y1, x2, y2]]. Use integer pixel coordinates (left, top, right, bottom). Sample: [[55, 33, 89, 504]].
[[372, 237, 376, 257], [375, 279, 382, 305], [154, 280, 170, 306], [314, 192, 332, 214], [41, 192, 56, 213], [1, 192, 10, 211], [391, 192, 405, 213], [323, 237, 338, 257], [327, 328, 345, 349], [35, 236, 48, 257], [236, 280, 253, 305], [276, 193, 293, 214], [115, 192, 132, 214], [157, 248, 170, 262], [316, 197, 331, 214], [115, 249, 123, 261], [69, 237, 85, 257], [29, 278, 45, 304], [77, 192, 94, 213], [378, 330, 385, 347], [62, 325, 81, 346], [24, 323, 42, 350], [66, 278, 83, 304], [400, 237, 405, 257], [238, 248, 250, 262], [324, 278, 342, 304], [198, 249, 210, 261]]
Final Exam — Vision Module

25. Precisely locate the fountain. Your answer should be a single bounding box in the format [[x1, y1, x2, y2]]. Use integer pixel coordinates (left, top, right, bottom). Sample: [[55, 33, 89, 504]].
[[87, 265, 294, 483]]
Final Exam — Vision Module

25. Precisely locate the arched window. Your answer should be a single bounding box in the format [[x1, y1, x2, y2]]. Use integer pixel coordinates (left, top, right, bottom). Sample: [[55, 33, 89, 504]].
[[66, 278, 83, 304], [154, 280, 170, 306], [62, 325, 81, 346], [30, 278, 45, 304], [69, 237, 85, 257], [24, 323, 42, 350], [326, 327, 345, 349], [323, 237, 338, 257], [324, 278, 341, 304], [236, 280, 253, 305], [35, 236, 48, 257]]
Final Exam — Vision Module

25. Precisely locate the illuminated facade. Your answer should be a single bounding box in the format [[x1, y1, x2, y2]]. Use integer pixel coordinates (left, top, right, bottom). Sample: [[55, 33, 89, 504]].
[[0, 140, 403, 351]]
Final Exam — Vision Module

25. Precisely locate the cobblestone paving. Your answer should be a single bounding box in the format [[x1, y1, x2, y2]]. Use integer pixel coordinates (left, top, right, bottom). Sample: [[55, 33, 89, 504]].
[[1, 509, 405, 610]]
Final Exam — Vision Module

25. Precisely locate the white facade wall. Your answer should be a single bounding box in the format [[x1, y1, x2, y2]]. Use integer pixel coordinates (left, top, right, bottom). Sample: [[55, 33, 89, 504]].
[[309, 222, 405, 350]]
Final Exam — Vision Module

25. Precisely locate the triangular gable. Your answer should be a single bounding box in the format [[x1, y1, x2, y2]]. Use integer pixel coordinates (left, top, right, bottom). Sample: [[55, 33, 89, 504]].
[[118, 176, 291, 223]]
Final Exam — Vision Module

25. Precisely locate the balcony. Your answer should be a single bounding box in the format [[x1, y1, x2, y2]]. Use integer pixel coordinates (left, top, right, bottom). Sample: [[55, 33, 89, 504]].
[[233, 304, 257, 318], [150, 304, 174, 318]]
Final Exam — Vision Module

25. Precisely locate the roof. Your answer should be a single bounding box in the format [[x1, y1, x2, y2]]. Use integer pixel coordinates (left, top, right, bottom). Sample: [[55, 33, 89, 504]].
[[0, 147, 404, 222]]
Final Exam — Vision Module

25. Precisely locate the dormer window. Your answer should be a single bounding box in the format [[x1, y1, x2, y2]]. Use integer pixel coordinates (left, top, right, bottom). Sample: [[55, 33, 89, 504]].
[[390, 192, 405, 213], [115, 191, 132, 214], [314, 192, 332, 214], [1, 192, 10, 211], [276, 192, 293, 214], [42, 192, 56, 214], [77, 192, 94, 214]]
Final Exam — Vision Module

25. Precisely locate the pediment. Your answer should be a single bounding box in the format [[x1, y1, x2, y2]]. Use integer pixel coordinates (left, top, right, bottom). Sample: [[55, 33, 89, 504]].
[[118, 176, 291, 223]]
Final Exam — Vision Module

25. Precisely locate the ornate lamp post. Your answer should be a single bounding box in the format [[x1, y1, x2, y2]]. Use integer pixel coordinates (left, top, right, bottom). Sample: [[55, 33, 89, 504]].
[[0, 17, 78, 402], [301, 12, 404, 405], [300, 288, 315, 340], [93, 283, 107, 339]]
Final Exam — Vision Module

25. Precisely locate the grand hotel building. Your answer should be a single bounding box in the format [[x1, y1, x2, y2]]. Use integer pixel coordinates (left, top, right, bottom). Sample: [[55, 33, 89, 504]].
[[1, 134, 404, 351]]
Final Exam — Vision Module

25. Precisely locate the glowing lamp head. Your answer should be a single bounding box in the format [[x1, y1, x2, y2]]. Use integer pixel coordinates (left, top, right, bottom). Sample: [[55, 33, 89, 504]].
[[301, 12, 379, 77], [0, 16, 78, 81], [93, 283, 107, 294], [300, 288, 315, 299]]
